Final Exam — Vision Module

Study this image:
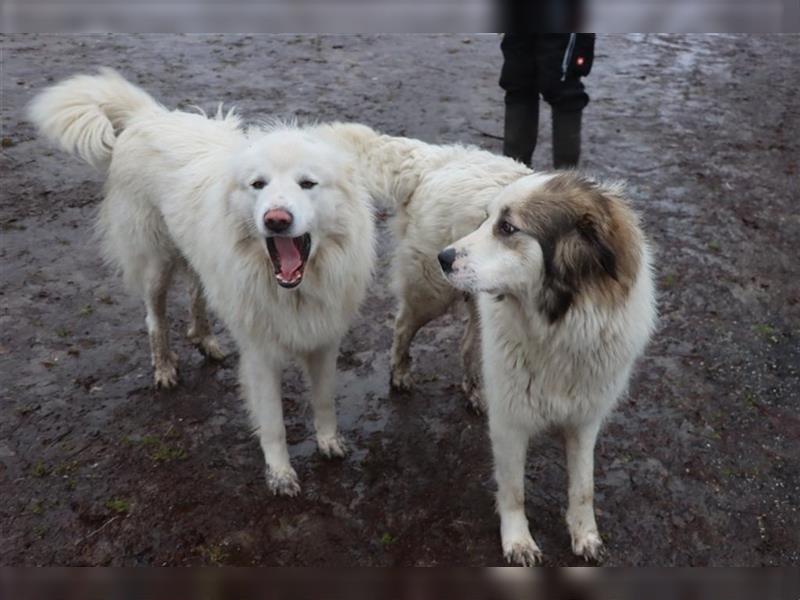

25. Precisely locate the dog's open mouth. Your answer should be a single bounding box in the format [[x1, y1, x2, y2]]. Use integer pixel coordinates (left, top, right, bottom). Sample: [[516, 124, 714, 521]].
[[266, 234, 311, 288]]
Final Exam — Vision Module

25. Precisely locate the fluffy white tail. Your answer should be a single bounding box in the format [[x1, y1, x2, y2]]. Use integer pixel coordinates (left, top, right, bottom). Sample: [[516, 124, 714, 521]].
[[28, 68, 161, 169]]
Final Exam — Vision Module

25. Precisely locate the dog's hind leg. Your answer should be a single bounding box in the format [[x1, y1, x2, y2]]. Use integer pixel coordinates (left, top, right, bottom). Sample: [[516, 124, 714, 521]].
[[186, 269, 225, 361], [301, 343, 347, 458], [143, 259, 179, 389], [389, 292, 451, 392], [459, 294, 485, 413], [240, 346, 299, 496], [564, 418, 605, 562]]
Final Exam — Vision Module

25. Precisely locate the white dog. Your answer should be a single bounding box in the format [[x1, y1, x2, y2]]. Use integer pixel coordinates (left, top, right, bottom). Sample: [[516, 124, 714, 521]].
[[306, 124, 532, 410], [29, 69, 375, 495], [440, 172, 656, 565]]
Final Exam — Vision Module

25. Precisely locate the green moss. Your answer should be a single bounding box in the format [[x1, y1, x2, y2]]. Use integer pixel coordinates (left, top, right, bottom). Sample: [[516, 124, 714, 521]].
[[31, 461, 49, 478], [199, 544, 228, 565], [753, 324, 779, 344], [105, 498, 130, 514]]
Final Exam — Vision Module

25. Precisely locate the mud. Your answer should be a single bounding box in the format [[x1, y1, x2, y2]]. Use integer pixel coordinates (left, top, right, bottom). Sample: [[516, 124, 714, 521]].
[[1, 34, 798, 566]]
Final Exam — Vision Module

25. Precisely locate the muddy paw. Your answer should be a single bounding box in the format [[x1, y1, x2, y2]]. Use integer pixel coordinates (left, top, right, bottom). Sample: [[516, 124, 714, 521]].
[[266, 467, 300, 497], [318, 434, 348, 458], [196, 336, 225, 361], [462, 378, 486, 414], [154, 362, 179, 389], [571, 531, 606, 563], [390, 368, 414, 392], [503, 535, 543, 566]]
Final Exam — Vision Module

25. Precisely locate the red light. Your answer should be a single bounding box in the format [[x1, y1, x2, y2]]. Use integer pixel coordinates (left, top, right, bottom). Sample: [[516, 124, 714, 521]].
[[576, 56, 585, 66]]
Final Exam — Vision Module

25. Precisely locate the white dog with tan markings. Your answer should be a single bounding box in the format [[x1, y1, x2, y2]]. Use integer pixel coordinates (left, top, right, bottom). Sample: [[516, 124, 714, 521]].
[[439, 172, 656, 565], [29, 69, 375, 495]]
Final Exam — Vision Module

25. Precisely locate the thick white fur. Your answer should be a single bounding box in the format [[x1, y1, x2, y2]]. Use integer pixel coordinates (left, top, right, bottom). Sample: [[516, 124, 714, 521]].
[[444, 175, 657, 565], [310, 124, 532, 407], [28, 70, 375, 495]]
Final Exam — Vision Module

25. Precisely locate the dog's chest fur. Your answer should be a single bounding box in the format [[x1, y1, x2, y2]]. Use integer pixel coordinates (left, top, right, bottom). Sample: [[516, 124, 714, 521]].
[[478, 293, 634, 427]]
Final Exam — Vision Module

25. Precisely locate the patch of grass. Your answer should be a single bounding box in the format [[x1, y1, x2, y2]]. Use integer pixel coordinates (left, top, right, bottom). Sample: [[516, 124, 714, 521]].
[[79, 304, 94, 317], [744, 392, 757, 406], [30, 500, 44, 515], [753, 324, 779, 344], [150, 443, 187, 462], [707, 240, 721, 252], [54, 460, 79, 476], [199, 544, 229, 565], [55, 327, 71, 338], [15, 404, 39, 417], [105, 498, 130, 514], [379, 532, 396, 547], [138, 434, 187, 462], [33, 525, 47, 539], [31, 461, 49, 478]]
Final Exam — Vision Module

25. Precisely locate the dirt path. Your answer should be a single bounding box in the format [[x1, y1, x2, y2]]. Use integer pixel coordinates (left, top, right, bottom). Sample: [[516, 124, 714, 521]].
[[1, 34, 798, 565]]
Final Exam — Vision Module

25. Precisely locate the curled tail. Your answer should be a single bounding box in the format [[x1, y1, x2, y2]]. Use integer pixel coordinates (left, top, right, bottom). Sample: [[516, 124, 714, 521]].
[[28, 68, 161, 169]]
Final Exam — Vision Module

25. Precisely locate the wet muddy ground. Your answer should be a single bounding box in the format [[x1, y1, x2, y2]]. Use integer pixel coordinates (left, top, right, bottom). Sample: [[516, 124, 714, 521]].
[[1, 34, 798, 566]]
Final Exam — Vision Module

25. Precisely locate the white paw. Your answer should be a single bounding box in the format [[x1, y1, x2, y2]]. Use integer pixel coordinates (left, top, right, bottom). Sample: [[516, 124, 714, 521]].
[[317, 434, 348, 458], [502, 532, 543, 566], [571, 530, 605, 562], [154, 360, 179, 389], [266, 467, 300, 497], [390, 367, 414, 392]]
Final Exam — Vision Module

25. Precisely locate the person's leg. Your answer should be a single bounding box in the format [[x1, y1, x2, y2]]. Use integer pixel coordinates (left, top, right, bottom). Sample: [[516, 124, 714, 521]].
[[552, 108, 582, 168], [500, 34, 539, 167], [503, 102, 539, 167], [536, 34, 590, 169]]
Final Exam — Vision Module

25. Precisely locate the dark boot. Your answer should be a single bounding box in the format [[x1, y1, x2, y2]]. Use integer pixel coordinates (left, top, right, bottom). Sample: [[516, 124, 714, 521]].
[[503, 101, 539, 167], [552, 109, 582, 168]]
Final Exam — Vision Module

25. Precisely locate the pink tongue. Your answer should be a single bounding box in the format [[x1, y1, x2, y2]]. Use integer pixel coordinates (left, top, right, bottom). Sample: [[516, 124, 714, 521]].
[[274, 237, 302, 276]]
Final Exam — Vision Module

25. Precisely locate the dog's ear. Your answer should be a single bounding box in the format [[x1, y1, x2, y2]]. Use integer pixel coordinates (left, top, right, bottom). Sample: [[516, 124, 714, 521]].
[[554, 213, 618, 283], [576, 212, 618, 281], [537, 211, 618, 323], [537, 276, 574, 323], [537, 234, 576, 323]]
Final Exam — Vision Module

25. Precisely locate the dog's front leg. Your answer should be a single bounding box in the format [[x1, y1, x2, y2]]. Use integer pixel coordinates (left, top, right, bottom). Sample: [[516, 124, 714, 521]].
[[489, 413, 542, 566], [301, 343, 347, 458], [564, 418, 605, 561], [239, 347, 299, 496]]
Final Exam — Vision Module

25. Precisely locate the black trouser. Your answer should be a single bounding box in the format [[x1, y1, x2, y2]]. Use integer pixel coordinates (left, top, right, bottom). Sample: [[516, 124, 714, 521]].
[[500, 33, 592, 168]]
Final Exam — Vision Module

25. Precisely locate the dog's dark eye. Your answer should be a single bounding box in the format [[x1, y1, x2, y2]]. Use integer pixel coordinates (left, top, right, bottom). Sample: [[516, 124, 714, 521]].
[[498, 220, 518, 236], [251, 179, 267, 190], [299, 179, 317, 190]]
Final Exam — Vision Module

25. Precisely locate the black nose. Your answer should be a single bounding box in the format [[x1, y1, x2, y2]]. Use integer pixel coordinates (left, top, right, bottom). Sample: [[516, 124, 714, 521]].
[[438, 248, 456, 273], [264, 208, 293, 233]]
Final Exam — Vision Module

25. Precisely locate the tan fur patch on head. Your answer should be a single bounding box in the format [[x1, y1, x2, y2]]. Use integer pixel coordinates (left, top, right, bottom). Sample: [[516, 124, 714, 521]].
[[510, 172, 643, 321]]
